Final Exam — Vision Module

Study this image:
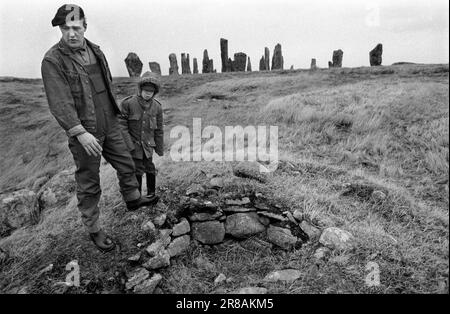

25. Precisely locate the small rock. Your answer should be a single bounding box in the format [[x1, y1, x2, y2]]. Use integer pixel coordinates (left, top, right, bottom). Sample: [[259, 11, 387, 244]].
[[284, 211, 297, 224], [292, 209, 303, 221], [264, 269, 301, 283], [267, 225, 298, 250], [225, 197, 251, 206], [313, 247, 330, 260], [153, 213, 167, 227], [189, 198, 218, 212], [209, 177, 224, 189], [204, 189, 219, 197], [143, 250, 170, 270], [193, 256, 215, 271], [186, 184, 205, 197], [299, 221, 321, 240], [239, 237, 272, 253], [167, 235, 190, 257], [127, 252, 142, 263], [258, 215, 271, 226], [133, 273, 162, 294], [253, 199, 271, 211], [319, 227, 354, 251], [258, 211, 288, 222], [172, 218, 190, 237], [223, 206, 256, 213], [225, 213, 266, 238], [146, 236, 171, 256], [234, 287, 268, 294], [192, 221, 225, 244], [214, 273, 227, 284], [189, 211, 223, 222], [372, 190, 387, 202], [141, 220, 156, 233], [125, 268, 149, 290]]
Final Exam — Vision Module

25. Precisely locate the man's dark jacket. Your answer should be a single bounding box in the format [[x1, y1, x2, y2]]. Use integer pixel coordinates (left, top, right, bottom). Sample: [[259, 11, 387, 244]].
[[41, 38, 120, 137]]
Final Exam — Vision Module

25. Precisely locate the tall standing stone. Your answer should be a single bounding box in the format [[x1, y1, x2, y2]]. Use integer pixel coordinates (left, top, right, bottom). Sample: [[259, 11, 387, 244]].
[[332, 49, 343, 68], [228, 58, 235, 72], [233, 52, 247, 72], [169, 53, 179, 75], [181, 53, 191, 74], [310, 58, 317, 70], [220, 38, 231, 72], [247, 57, 252, 72], [149, 62, 161, 75], [271, 44, 283, 70], [202, 50, 215, 73], [259, 56, 265, 71], [264, 47, 270, 71], [193, 58, 198, 74], [125, 52, 143, 77], [370, 43, 383, 66]]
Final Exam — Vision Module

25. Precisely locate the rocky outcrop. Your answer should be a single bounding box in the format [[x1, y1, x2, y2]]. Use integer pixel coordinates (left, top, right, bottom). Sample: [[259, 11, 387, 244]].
[[193, 58, 198, 74], [181, 53, 191, 74], [370, 43, 383, 66], [233, 52, 247, 72], [149, 62, 161, 75], [168, 53, 179, 75], [124, 52, 143, 77], [271, 44, 283, 70]]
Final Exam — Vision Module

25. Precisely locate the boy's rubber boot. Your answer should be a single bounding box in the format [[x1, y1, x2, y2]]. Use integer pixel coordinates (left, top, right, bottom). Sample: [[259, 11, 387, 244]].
[[145, 172, 159, 204]]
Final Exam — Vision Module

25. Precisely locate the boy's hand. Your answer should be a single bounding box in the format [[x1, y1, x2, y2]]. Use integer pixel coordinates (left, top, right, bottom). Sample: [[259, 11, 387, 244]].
[[77, 132, 103, 157]]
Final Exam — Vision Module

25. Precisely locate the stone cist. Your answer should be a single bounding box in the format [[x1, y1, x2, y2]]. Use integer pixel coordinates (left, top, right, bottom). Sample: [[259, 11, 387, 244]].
[[41, 4, 157, 253], [118, 72, 164, 201]]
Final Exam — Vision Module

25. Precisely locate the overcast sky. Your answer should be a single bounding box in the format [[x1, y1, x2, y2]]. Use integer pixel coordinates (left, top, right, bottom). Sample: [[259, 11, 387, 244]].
[[0, 0, 448, 78]]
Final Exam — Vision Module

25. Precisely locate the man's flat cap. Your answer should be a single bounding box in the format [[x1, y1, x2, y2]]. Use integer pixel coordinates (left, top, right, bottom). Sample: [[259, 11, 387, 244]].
[[51, 4, 85, 27]]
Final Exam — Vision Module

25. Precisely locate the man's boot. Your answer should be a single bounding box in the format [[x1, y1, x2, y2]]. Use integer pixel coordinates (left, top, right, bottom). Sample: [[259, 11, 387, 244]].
[[145, 172, 159, 203]]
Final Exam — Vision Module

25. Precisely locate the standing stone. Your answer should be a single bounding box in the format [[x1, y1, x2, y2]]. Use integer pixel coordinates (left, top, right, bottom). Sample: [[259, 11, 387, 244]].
[[290, 65, 294, 70], [181, 53, 191, 74], [228, 58, 234, 72], [246, 57, 252, 72], [310, 58, 317, 70], [220, 38, 231, 72], [370, 43, 383, 66], [202, 50, 215, 73], [124, 52, 143, 77], [332, 49, 343, 68], [193, 58, 199, 74], [264, 47, 270, 71], [169, 53, 179, 75], [259, 56, 265, 71], [271, 44, 283, 70], [149, 62, 161, 75], [233, 52, 247, 72], [328, 61, 333, 68]]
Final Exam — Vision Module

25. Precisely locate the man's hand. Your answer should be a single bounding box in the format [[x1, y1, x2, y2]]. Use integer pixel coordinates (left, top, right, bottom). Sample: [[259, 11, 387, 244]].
[[77, 132, 102, 157]]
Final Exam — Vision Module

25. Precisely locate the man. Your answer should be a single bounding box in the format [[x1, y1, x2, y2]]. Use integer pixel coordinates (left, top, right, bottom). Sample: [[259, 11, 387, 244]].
[[41, 4, 156, 253], [118, 72, 164, 200]]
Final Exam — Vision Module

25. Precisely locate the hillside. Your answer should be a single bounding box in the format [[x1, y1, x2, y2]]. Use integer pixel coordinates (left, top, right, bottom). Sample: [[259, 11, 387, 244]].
[[0, 64, 448, 294]]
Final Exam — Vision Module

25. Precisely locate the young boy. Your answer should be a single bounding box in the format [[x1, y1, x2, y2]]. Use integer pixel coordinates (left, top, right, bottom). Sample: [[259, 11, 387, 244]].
[[119, 72, 164, 203]]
